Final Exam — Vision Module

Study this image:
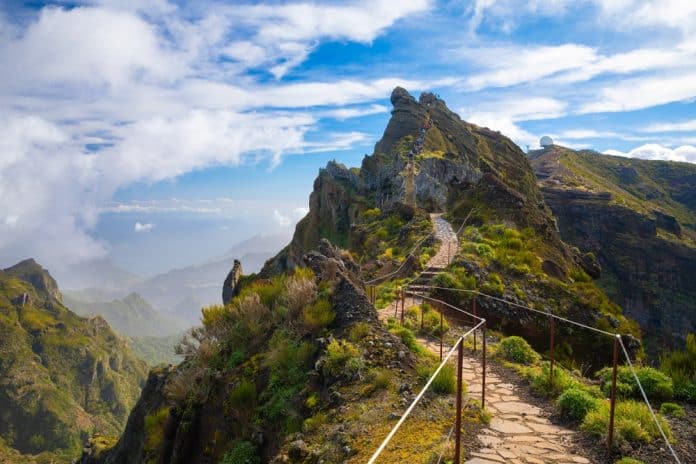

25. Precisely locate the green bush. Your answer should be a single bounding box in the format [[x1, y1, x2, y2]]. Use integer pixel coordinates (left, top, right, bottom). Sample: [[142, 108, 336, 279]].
[[596, 366, 673, 400], [431, 363, 457, 395], [581, 400, 672, 444], [530, 364, 578, 397], [557, 388, 598, 421], [222, 441, 260, 464], [302, 299, 335, 330], [499, 336, 540, 365], [480, 273, 504, 296], [661, 333, 696, 402], [230, 379, 256, 409], [365, 368, 391, 393], [389, 326, 422, 354], [349, 322, 371, 342], [614, 459, 644, 464], [323, 339, 363, 379], [659, 402, 685, 418]]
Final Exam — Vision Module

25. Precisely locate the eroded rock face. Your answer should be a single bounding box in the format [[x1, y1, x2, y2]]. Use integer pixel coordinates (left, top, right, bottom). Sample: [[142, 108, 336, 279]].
[[261, 87, 572, 276], [222, 259, 243, 304], [303, 239, 376, 326], [530, 147, 696, 354]]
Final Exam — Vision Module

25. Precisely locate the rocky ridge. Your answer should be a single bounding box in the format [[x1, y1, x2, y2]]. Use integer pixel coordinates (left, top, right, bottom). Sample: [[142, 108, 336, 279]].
[[530, 146, 696, 354], [0, 259, 148, 462]]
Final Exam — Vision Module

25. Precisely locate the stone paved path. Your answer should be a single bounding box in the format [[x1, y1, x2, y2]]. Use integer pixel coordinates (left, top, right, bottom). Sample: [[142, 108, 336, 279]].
[[376, 214, 591, 464]]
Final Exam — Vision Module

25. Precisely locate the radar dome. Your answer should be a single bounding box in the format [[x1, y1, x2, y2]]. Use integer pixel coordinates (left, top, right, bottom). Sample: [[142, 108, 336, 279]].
[[540, 136, 553, 147]]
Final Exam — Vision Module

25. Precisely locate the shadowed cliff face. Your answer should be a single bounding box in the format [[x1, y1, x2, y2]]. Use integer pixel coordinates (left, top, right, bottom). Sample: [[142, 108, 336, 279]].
[[262, 87, 572, 277], [530, 146, 696, 355]]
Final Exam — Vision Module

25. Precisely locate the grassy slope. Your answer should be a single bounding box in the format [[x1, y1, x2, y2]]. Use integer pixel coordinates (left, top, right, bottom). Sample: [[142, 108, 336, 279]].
[[543, 147, 696, 240], [0, 265, 147, 462]]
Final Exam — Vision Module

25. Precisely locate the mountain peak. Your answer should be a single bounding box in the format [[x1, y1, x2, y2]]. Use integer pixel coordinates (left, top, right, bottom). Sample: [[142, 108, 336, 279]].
[[3, 258, 62, 302]]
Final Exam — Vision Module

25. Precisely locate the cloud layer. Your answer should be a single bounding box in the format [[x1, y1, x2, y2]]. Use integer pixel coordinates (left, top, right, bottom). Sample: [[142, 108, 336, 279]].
[[0, 0, 695, 271]]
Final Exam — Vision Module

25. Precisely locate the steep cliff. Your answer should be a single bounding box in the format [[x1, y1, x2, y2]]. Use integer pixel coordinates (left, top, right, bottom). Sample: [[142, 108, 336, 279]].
[[0, 259, 148, 462], [262, 88, 571, 277], [530, 146, 696, 355]]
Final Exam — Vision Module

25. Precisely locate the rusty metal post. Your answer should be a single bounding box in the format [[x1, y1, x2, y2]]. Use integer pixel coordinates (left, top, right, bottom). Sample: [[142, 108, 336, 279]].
[[400, 289, 405, 325], [549, 313, 555, 388], [607, 335, 620, 449], [482, 321, 487, 407], [455, 339, 464, 463], [472, 297, 477, 352], [420, 303, 424, 332], [438, 310, 444, 361]]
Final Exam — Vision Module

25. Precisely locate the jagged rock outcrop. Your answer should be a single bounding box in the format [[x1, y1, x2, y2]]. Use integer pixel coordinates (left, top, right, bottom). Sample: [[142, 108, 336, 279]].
[[222, 259, 243, 304], [0, 260, 148, 461], [530, 146, 696, 354], [262, 87, 573, 277]]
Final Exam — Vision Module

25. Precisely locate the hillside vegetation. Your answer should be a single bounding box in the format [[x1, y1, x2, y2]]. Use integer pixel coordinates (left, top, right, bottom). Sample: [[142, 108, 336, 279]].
[[0, 259, 147, 463], [530, 146, 696, 354]]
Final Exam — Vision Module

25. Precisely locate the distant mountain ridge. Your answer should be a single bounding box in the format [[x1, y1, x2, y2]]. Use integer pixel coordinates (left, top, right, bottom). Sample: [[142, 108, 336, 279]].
[[59, 234, 289, 325], [530, 145, 696, 353], [63, 292, 187, 337], [0, 259, 147, 462]]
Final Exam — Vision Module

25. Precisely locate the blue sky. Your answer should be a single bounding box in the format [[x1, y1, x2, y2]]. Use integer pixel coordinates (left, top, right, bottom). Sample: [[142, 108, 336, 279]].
[[1, 0, 695, 276]]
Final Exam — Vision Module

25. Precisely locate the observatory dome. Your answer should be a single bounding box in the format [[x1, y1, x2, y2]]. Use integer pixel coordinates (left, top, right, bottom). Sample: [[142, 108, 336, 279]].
[[540, 136, 553, 147]]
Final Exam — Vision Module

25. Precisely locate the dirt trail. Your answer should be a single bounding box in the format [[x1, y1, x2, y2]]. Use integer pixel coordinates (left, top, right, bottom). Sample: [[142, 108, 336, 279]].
[[377, 214, 592, 464]]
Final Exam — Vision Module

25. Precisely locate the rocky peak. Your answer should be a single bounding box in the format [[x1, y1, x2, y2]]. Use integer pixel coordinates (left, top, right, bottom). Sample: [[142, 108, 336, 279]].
[[222, 259, 243, 304], [3, 258, 62, 302]]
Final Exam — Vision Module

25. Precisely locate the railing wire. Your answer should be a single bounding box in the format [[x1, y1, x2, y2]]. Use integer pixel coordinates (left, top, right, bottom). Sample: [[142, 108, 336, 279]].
[[367, 320, 485, 464]]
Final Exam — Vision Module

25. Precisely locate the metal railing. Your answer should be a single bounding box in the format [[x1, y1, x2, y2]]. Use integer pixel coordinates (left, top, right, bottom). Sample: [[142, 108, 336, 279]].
[[368, 318, 486, 464], [423, 286, 682, 463]]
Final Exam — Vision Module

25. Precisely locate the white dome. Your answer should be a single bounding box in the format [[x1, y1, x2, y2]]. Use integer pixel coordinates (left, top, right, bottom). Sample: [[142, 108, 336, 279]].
[[540, 136, 553, 147]]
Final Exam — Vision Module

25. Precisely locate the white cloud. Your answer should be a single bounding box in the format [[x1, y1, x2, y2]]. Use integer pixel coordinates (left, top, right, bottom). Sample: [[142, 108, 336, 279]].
[[459, 44, 598, 90], [220, 0, 430, 78], [461, 96, 567, 148], [134, 221, 155, 232], [0, 6, 183, 90], [0, 2, 437, 269], [320, 104, 388, 120], [604, 144, 696, 163], [468, 1, 696, 35], [641, 119, 696, 133], [580, 72, 696, 113], [273, 207, 308, 227]]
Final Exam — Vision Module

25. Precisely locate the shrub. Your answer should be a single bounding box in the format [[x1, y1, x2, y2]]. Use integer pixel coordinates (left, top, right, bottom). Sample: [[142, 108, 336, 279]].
[[302, 299, 335, 330], [557, 388, 598, 421], [530, 364, 578, 397], [390, 326, 422, 354], [480, 273, 504, 296], [597, 366, 673, 400], [302, 412, 328, 432], [659, 402, 685, 418], [230, 379, 256, 409], [581, 400, 672, 444], [222, 441, 260, 464], [660, 333, 696, 402], [432, 362, 456, 394], [615, 459, 644, 464], [349, 322, 371, 342], [365, 368, 391, 393], [282, 270, 316, 319], [499, 336, 540, 365], [323, 339, 363, 379], [144, 408, 169, 452], [305, 392, 319, 409]]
